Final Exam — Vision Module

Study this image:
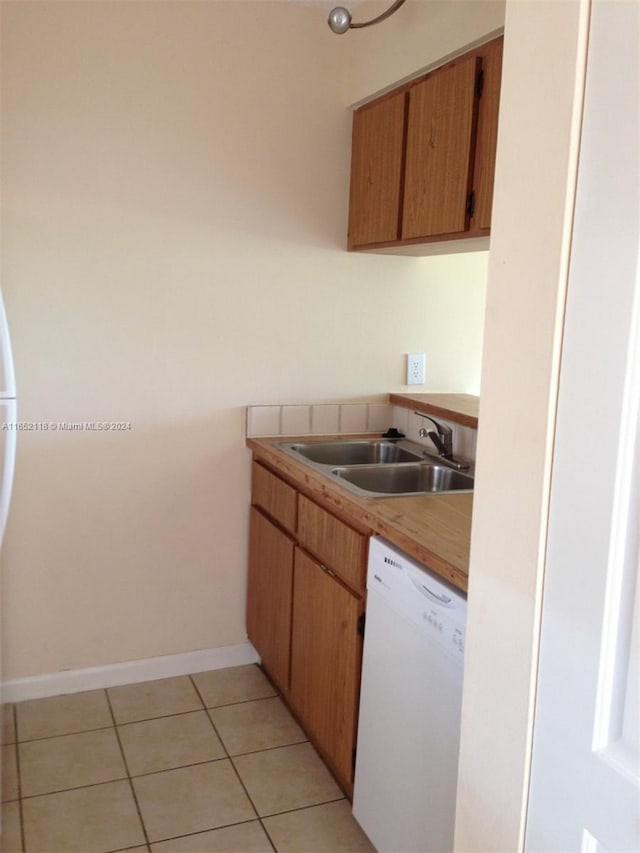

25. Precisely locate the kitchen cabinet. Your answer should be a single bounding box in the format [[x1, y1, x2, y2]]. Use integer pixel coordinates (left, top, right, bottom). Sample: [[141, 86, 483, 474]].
[[402, 53, 480, 239], [246, 461, 367, 794], [247, 463, 298, 693], [289, 547, 363, 790], [297, 494, 367, 591], [247, 461, 297, 694], [246, 507, 294, 695], [251, 458, 297, 533], [347, 35, 503, 251], [347, 90, 406, 247], [471, 37, 503, 230]]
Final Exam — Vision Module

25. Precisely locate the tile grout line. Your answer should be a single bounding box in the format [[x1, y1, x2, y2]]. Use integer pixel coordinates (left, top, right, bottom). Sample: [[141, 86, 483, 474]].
[[258, 817, 279, 853], [104, 687, 151, 850], [107, 843, 151, 853], [256, 795, 354, 853], [13, 703, 26, 853], [260, 794, 347, 820], [20, 776, 144, 802], [206, 692, 279, 710], [19, 775, 131, 801], [211, 736, 310, 761], [135, 818, 266, 851], [122, 755, 232, 782], [15, 722, 116, 745], [102, 691, 280, 731], [105, 703, 204, 729]]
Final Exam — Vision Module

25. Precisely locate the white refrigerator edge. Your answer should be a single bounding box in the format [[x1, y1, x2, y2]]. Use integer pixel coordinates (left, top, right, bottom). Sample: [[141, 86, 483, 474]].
[[0, 289, 17, 548]]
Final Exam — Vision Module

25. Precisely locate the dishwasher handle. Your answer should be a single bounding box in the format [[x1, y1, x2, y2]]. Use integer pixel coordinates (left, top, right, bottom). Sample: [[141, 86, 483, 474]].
[[408, 573, 454, 607]]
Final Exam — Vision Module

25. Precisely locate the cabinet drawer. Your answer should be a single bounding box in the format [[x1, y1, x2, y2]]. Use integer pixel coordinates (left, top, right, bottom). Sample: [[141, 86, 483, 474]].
[[297, 495, 367, 591], [251, 462, 297, 534]]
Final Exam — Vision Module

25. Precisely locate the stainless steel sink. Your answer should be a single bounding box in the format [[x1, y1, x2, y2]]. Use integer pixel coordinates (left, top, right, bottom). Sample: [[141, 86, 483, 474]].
[[276, 438, 474, 497], [285, 439, 424, 466], [330, 463, 474, 497]]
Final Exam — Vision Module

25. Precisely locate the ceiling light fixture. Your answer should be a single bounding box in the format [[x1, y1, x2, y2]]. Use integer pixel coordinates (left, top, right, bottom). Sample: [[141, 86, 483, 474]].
[[328, 0, 407, 35]]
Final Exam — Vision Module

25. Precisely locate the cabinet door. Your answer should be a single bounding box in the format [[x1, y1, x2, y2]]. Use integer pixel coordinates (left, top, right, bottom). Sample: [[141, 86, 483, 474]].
[[402, 54, 480, 239], [472, 37, 503, 232], [348, 91, 406, 249], [246, 507, 294, 694], [290, 547, 362, 789]]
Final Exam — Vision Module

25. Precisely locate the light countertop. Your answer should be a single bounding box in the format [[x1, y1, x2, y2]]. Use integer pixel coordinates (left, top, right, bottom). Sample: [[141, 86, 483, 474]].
[[390, 392, 479, 428]]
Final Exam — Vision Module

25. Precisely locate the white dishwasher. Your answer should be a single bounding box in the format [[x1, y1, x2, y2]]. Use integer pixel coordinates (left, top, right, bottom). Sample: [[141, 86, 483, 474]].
[[353, 536, 467, 853]]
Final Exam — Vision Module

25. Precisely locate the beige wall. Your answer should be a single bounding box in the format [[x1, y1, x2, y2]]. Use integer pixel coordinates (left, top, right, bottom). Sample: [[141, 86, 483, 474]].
[[455, 0, 590, 849], [1, 0, 495, 679]]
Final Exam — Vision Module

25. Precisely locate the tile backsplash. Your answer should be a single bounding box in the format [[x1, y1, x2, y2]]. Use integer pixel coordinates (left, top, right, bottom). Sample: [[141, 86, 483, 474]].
[[280, 405, 311, 436], [246, 403, 395, 439], [246, 402, 477, 463]]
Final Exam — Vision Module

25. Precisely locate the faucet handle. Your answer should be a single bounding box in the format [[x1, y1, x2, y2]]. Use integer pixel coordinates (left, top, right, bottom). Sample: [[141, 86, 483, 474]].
[[414, 414, 471, 470], [414, 412, 452, 437], [414, 412, 454, 461]]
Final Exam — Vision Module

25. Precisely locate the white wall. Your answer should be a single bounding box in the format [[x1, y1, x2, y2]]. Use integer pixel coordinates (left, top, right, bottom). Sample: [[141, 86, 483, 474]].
[[0, 0, 492, 679], [454, 1, 590, 849]]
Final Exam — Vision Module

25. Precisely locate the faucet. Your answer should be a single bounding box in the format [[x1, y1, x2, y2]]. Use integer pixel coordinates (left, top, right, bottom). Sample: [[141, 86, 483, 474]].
[[415, 413, 470, 470]]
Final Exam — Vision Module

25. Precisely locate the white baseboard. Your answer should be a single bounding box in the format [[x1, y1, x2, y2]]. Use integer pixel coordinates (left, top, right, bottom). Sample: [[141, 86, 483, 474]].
[[1, 642, 260, 703]]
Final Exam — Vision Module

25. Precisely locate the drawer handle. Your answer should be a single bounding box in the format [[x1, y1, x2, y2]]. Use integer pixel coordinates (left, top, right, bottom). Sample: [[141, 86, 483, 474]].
[[319, 562, 336, 578]]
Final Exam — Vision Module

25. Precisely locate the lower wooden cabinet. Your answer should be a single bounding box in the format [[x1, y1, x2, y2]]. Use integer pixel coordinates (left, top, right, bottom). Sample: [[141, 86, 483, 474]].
[[246, 460, 367, 794], [298, 494, 367, 591], [246, 506, 294, 696], [289, 547, 363, 789]]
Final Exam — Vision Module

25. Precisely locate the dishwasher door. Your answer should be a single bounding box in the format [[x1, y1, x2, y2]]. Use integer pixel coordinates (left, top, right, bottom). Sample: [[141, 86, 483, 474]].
[[353, 536, 466, 853]]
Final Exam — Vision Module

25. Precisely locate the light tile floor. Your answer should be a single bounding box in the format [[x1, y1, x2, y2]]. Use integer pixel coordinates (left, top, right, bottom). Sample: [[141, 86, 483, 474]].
[[1, 665, 374, 853]]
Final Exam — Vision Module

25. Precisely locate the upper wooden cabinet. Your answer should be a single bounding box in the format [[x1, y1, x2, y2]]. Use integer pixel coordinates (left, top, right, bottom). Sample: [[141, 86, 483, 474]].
[[347, 91, 406, 247], [403, 54, 480, 239], [472, 37, 503, 231], [347, 36, 503, 251]]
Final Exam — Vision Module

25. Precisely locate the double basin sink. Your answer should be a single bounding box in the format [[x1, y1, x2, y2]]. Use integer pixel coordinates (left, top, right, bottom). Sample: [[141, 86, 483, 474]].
[[277, 438, 474, 498]]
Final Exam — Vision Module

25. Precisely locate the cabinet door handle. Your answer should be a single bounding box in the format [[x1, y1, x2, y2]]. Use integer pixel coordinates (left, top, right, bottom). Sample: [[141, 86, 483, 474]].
[[466, 190, 476, 218], [319, 562, 336, 578]]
